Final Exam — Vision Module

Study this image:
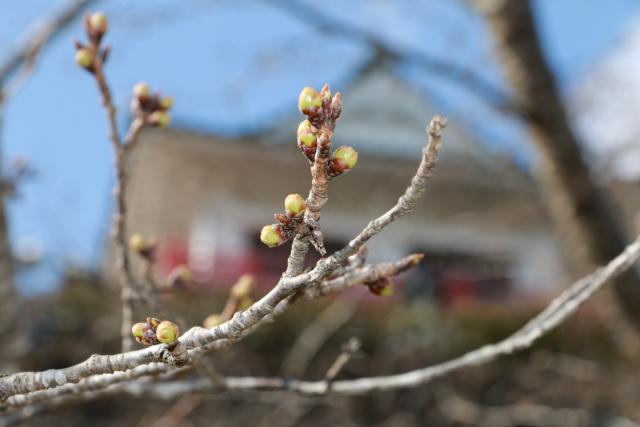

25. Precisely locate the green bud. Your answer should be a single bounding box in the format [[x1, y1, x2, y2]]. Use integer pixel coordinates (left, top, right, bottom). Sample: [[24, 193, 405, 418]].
[[133, 82, 151, 99], [297, 120, 317, 149], [379, 282, 394, 297], [368, 278, 394, 297], [410, 253, 425, 266], [230, 274, 254, 299], [149, 111, 171, 128], [132, 322, 156, 346], [331, 146, 358, 172], [129, 233, 146, 252], [131, 322, 147, 339], [147, 317, 161, 329], [160, 96, 174, 110], [156, 320, 180, 344], [75, 48, 95, 69], [298, 86, 322, 115], [175, 265, 191, 282], [260, 224, 286, 248], [89, 12, 108, 36], [284, 193, 306, 217], [168, 264, 192, 288]]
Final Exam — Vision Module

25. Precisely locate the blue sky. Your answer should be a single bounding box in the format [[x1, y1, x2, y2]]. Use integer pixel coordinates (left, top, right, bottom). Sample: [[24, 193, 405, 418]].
[[1, 0, 639, 294]]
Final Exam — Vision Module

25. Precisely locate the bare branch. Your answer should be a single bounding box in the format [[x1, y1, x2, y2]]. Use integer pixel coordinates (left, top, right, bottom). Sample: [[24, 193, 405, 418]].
[[324, 337, 361, 384], [12, 229, 640, 406], [0, 116, 446, 402], [1, 253, 426, 411]]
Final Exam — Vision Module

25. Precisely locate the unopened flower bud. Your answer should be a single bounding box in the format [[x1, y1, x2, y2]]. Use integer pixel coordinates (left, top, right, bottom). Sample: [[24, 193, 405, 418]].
[[284, 193, 306, 217], [298, 86, 322, 115], [156, 320, 180, 344], [160, 96, 174, 110], [131, 322, 147, 339], [89, 12, 108, 37], [297, 120, 317, 149], [230, 274, 254, 300], [149, 111, 171, 128], [367, 277, 394, 297], [129, 233, 146, 252], [260, 224, 286, 248], [147, 317, 161, 328], [133, 82, 151, 99], [331, 146, 358, 173], [320, 84, 332, 103], [132, 321, 157, 346], [203, 314, 224, 328], [75, 48, 95, 69], [168, 264, 191, 288], [410, 253, 425, 266]]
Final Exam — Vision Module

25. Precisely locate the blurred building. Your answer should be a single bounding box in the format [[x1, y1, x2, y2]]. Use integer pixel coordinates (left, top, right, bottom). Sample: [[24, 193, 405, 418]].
[[118, 65, 566, 302]]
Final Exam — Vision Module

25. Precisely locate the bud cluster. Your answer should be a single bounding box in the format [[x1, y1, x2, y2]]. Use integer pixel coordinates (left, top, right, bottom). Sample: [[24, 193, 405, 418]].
[[295, 85, 358, 176], [129, 233, 157, 260], [131, 317, 180, 346], [73, 12, 110, 73], [130, 82, 174, 128], [365, 277, 394, 297], [74, 12, 173, 129], [202, 274, 255, 328], [259, 193, 307, 247]]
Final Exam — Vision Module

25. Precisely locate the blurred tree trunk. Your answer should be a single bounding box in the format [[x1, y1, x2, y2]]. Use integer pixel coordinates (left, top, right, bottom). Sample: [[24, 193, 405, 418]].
[[473, 0, 640, 329]]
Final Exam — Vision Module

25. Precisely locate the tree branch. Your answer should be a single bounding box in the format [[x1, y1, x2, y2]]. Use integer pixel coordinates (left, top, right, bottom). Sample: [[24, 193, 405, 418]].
[[14, 230, 639, 407], [0, 116, 446, 401]]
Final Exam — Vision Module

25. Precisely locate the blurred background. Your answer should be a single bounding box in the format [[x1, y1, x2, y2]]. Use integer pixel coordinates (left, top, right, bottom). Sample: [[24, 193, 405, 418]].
[[3, 0, 640, 426]]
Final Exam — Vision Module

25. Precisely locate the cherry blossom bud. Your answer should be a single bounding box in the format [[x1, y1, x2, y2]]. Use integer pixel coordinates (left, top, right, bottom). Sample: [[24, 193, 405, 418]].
[[320, 84, 332, 103], [367, 277, 394, 297], [260, 224, 287, 248], [297, 120, 317, 149], [284, 194, 306, 217], [230, 274, 254, 300], [168, 264, 191, 288], [298, 86, 322, 116], [131, 322, 147, 339], [75, 48, 94, 69], [132, 321, 157, 346], [331, 146, 358, 173], [410, 253, 425, 266], [156, 320, 180, 344], [147, 317, 161, 329], [129, 233, 146, 252], [133, 82, 151, 99], [89, 12, 108, 38], [160, 96, 174, 110], [149, 111, 171, 128]]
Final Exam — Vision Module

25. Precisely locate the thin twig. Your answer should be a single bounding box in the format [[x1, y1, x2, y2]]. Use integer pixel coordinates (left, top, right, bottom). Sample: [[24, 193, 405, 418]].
[[92, 46, 147, 351], [10, 230, 640, 406], [0, 116, 446, 401], [323, 337, 361, 390], [2, 254, 421, 410], [281, 299, 360, 377]]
